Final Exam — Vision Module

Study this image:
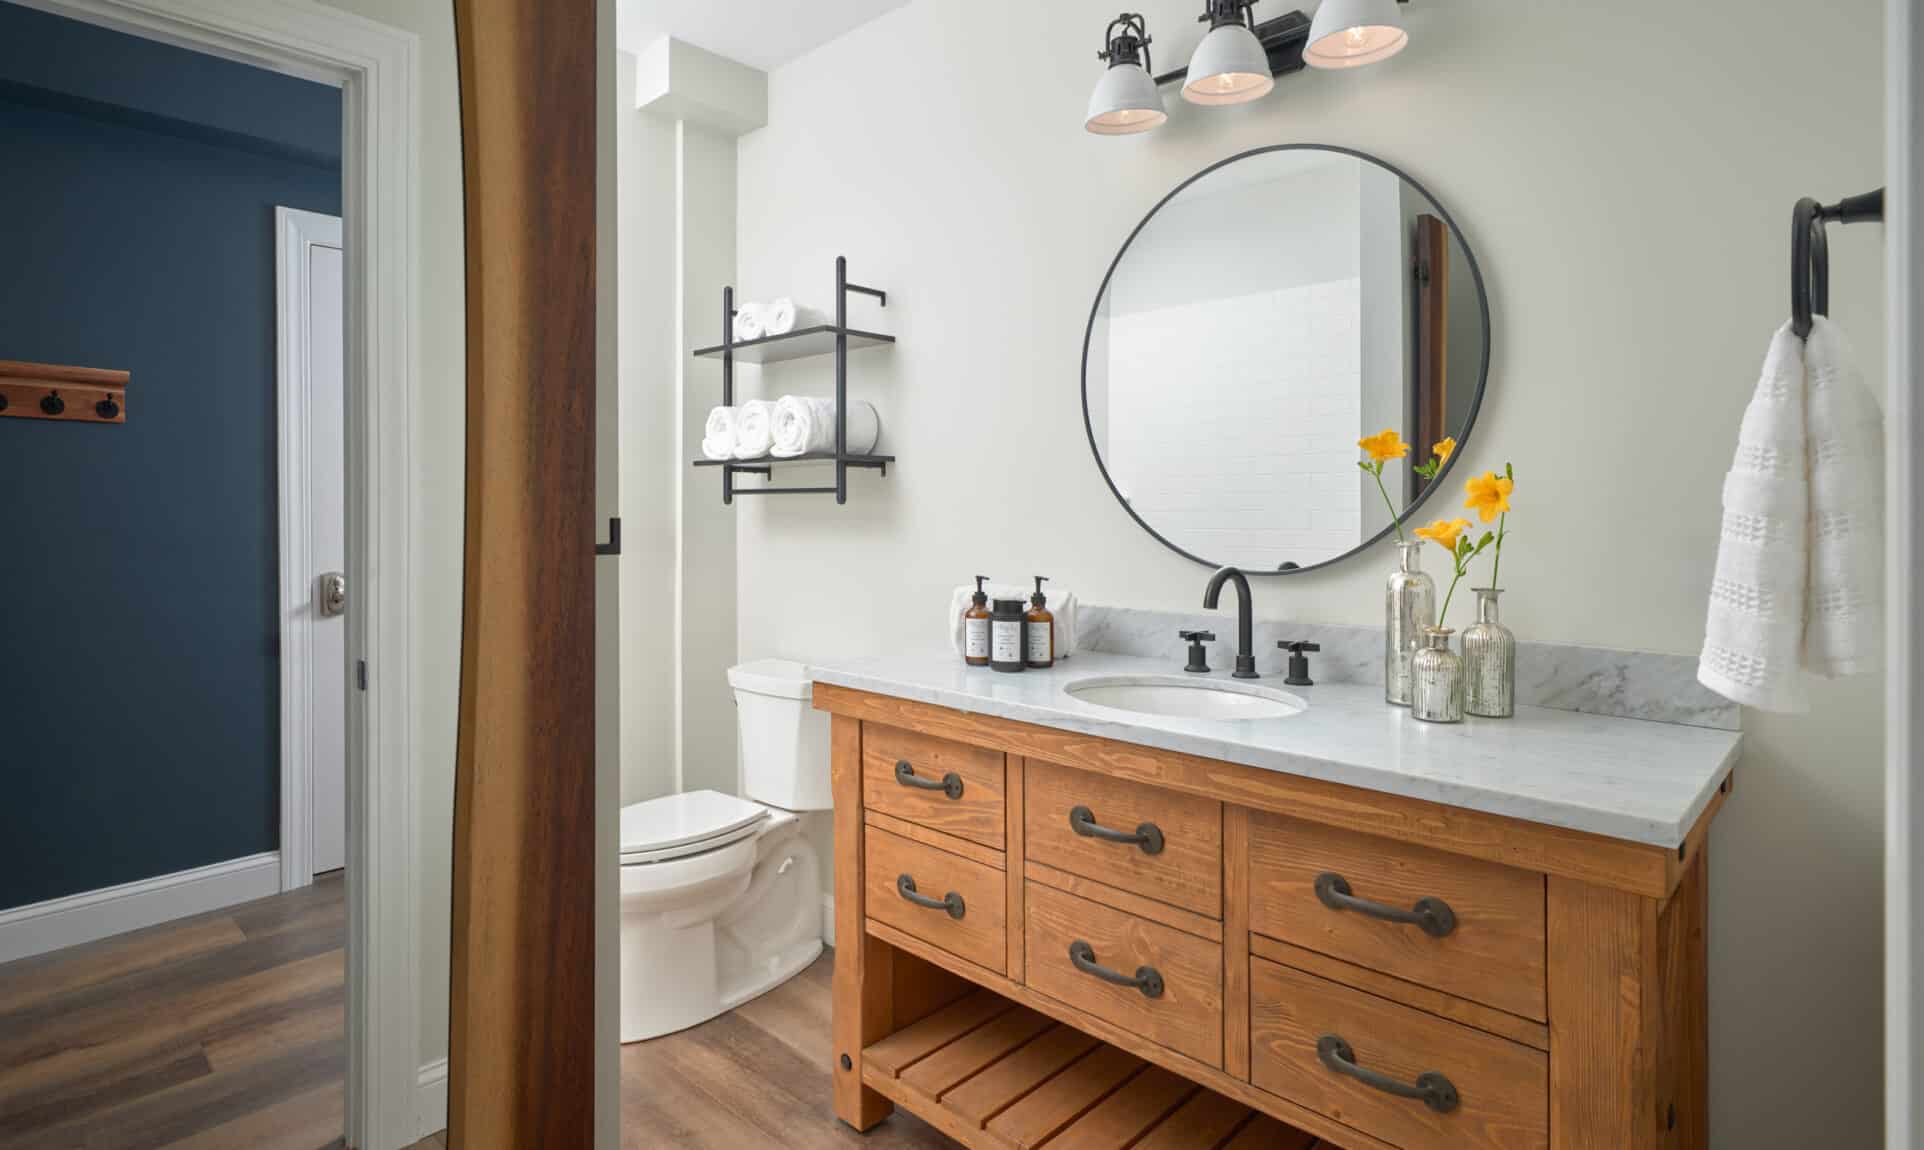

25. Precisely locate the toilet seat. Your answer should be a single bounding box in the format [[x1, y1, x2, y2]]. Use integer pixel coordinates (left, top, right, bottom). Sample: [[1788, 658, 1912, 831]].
[[620, 789, 770, 865]]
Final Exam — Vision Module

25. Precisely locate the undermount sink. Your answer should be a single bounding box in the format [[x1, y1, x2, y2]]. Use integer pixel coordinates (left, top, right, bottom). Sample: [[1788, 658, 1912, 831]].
[[1064, 675, 1306, 721]]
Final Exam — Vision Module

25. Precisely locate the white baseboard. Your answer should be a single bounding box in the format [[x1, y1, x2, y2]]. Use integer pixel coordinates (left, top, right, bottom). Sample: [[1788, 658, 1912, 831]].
[[414, 1057, 449, 1141], [823, 892, 835, 948], [0, 851, 282, 965]]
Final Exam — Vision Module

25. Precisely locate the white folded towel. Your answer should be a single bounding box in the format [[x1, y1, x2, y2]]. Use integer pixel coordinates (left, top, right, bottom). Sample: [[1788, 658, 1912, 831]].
[[732, 303, 765, 343], [763, 298, 829, 336], [770, 395, 880, 458], [948, 584, 1079, 659], [732, 399, 775, 460], [1699, 317, 1883, 711], [701, 406, 737, 461]]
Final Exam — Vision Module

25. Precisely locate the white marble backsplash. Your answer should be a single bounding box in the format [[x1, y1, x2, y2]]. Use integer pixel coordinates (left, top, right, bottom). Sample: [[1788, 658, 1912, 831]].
[[1076, 603, 1740, 732]]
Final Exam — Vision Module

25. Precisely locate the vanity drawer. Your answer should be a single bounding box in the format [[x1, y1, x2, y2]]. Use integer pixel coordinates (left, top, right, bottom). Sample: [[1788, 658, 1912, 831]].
[[1023, 881, 1222, 1068], [863, 723, 1006, 850], [1025, 761, 1221, 918], [1247, 810, 1546, 1021], [1250, 957, 1548, 1150], [864, 825, 1006, 974]]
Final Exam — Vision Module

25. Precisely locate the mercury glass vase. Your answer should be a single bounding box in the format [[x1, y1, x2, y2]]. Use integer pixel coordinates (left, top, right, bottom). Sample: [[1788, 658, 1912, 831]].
[[1384, 540, 1436, 706], [1461, 587, 1516, 718], [1410, 627, 1464, 724]]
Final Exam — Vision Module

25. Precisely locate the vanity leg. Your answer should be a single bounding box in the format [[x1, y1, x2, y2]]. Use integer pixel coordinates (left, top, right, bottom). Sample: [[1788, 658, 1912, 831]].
[[832, 714, 894, 1131], [1547, 876, 1662, 1149], [1656, 849, 1709, 1150], [1223, 804, 1251, 1080]]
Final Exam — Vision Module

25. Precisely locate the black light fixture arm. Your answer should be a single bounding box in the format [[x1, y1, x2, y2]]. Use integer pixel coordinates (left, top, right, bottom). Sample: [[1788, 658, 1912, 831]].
[[1099, 13, 1154, 75]]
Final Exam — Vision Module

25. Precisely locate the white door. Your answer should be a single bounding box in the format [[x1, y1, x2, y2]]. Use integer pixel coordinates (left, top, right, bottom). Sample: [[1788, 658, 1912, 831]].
[[277, 207, 347, 885]]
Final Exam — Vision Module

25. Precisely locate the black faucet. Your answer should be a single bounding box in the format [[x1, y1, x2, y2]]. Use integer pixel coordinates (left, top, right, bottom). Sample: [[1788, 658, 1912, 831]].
[[1202, 566, 1258, 679]]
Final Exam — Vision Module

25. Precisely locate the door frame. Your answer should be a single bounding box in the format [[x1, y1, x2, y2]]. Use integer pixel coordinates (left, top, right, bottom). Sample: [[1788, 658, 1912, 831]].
[[277, 205, 345, 893], [17, 2, 425, 1146]]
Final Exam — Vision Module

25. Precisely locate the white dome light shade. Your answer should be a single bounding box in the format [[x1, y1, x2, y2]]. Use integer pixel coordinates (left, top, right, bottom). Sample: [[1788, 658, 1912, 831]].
[[1181, 21, 1274, 105], [1305, 0, 1408, 69], [1086, 61, 1167, 135]]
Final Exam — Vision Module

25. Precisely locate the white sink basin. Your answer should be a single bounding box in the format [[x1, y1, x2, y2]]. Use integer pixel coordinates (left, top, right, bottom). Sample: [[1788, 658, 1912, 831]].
[[1064, 675, 1306, 721]]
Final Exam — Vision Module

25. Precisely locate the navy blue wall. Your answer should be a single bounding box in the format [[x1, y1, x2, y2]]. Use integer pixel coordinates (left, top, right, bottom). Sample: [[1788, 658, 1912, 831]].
[[0, 5, 341, 910]]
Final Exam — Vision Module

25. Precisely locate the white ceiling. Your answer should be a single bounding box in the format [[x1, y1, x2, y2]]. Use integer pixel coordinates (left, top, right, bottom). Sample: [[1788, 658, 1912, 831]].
[[616, 0, 913, 71]]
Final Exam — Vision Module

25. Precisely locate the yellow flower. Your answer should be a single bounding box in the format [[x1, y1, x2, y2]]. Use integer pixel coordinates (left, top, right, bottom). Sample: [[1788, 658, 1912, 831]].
[[1358, 429, 1410, 462], [1433, 437, 1456, 464], [1414, 517, 1471, 552], [1463, 472, 1514, 523]]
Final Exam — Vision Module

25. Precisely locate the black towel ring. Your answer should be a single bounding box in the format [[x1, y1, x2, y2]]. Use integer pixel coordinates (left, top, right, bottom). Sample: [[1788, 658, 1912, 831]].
[[1792, 188, 1885, 340]]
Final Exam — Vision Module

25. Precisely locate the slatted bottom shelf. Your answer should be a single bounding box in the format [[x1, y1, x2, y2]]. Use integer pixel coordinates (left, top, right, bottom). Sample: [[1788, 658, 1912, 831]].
[[862, 988, 1333, 1150]]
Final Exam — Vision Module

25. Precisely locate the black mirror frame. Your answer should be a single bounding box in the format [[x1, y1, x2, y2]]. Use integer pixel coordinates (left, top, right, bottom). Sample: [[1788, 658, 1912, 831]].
[[1079, 143, 1493, 576]]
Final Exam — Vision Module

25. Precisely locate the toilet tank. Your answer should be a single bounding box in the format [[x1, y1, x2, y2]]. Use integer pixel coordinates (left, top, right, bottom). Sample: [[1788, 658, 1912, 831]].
[[728, 659, 832, 812]]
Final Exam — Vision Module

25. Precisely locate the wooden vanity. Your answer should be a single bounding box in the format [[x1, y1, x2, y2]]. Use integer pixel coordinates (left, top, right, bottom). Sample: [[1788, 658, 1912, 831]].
[[815, 680, 1730, 1150]]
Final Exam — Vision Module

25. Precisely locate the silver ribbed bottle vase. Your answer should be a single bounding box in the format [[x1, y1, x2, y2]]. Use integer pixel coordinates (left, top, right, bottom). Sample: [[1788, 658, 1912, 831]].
[[1384, 540, 1436, 706], [1461, 587, 1516, 718], [1411, 627, 1464, 723]]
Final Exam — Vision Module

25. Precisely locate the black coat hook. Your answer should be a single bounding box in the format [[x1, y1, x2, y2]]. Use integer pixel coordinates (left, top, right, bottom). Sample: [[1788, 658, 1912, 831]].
[[41, 391, 64, 416]]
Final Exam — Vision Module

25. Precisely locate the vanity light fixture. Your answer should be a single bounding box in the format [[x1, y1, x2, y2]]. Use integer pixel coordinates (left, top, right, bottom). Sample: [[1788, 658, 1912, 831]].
[[1303, 0, 1409, 69], [1086, 1, 1411, 135], [1182, 0, 1274, 105], [1086, 13, 1167, 135]]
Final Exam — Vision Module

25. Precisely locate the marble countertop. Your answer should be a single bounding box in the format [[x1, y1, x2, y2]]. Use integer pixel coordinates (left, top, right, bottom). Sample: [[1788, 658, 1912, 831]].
[[809, 650, 1741, 849]]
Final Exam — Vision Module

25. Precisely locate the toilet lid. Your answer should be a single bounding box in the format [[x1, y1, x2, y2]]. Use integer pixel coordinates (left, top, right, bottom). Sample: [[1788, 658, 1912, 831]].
[[619, 790, 769, 863]]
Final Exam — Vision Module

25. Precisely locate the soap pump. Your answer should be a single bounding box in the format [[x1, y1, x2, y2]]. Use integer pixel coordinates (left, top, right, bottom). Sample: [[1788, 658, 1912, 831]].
[[1025, 576, 1056, 669], [962, 576, 992, 667]]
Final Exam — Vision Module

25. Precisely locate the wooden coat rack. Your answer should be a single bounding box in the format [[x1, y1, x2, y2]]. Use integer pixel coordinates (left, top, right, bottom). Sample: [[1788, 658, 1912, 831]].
[[0, 359, 130, 423]]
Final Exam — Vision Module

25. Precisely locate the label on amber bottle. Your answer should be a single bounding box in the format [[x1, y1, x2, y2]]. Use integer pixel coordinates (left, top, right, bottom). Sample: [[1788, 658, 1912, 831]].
[[964, 617, 989, 659], [1025, 620, 1052, 664]]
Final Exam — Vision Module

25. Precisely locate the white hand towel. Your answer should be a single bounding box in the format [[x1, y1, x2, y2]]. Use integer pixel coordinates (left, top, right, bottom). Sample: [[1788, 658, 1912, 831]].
[[701, 406, 737, 461], [948, 585, 1079, 660], [1699, 318, 1884, 712], [769, 395, 880, 458], [732, 303, 765, 343], [1804, 316, 1884, 676], [763, 298, 829, 336], [732, 399, 775, 460]]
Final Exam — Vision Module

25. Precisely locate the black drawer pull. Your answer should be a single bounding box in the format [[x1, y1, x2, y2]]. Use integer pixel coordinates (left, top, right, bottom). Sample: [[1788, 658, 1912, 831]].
[[895, 760, 964, 801], [1068, 805, 1165, 855], [1067, 940, 1164, 999], [1314, 872, 1457, 938], [1316, 1034, 1459, 1113], [896, 875, 965, 920]]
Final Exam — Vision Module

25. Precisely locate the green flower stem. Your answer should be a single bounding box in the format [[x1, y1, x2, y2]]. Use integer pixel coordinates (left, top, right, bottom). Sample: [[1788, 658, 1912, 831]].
[[1439, 568, 1464, 628], [1488, 511, 1508, 588], [1370, 464, 1405, 543]]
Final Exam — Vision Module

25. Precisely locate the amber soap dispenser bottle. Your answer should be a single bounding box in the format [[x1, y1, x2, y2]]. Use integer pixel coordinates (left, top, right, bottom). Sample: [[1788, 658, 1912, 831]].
[[962, 575, 992, 667], [1025, 576, 1055, 668]]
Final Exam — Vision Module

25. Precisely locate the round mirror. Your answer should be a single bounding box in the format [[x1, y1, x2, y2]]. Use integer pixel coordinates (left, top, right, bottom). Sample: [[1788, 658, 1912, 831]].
[[1082, 145, 1490, 574]]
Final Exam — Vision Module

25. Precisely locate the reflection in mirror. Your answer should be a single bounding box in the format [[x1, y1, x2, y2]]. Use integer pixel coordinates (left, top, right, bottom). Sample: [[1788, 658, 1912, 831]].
[[1084, 146, 1489, 573]]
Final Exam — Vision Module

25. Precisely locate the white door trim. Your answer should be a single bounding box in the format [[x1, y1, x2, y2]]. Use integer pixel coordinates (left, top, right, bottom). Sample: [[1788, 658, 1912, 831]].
[[1889, 1, 1921, 1144], [277, 205, 344, 894], [14, 3, 424, 1147]]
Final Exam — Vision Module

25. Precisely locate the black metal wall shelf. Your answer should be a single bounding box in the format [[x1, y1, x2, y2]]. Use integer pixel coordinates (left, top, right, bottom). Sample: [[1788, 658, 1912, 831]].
[[695, 255, 892, 505], [691, 325, 893, 364]]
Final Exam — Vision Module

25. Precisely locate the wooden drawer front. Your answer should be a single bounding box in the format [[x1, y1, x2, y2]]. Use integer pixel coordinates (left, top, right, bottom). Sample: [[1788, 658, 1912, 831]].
[[1250, 958, 1548, 1150], [1024, 881, 1222, 1068], [1247, 810, 1546, 1021], [863, 723, 1006, 850], [1025, 760, 1221, 918], [865, 826, 1007, 974]]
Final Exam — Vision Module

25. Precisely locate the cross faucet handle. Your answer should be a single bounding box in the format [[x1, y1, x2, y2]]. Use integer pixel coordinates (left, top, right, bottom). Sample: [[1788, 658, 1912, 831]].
[[1178, 630, 1216, 674]]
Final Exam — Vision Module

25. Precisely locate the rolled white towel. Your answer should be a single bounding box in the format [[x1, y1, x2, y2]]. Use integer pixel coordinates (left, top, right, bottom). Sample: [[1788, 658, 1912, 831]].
[[763, 298, 830, 336], [732, 399, 776, 459], [770, 395, 880, 458], [947, 584, 1079, 659], [701, 406, 737, 460], [732, 303, 765, 343]]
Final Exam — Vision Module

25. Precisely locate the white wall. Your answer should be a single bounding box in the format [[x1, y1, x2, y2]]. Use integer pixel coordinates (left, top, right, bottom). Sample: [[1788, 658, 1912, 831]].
[[312, 0, 463, 1076], [733, 1, 1886, 1145]]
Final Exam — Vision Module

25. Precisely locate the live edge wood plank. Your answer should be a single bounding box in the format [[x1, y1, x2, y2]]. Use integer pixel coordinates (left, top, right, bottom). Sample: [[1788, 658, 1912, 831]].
[[813, 683, 1703, 899]]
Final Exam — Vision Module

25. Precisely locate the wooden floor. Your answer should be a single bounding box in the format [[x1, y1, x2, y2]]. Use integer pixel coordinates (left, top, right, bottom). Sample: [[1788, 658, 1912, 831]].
[[0, 875, 347, 1149]]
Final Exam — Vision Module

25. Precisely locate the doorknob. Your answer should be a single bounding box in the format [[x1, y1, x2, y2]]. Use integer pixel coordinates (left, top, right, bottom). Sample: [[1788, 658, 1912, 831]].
[[319, 572, 347, 617]]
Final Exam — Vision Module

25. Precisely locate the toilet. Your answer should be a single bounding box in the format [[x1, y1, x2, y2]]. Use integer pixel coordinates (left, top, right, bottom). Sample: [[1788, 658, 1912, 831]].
[[618, 659, 831, 1043]]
